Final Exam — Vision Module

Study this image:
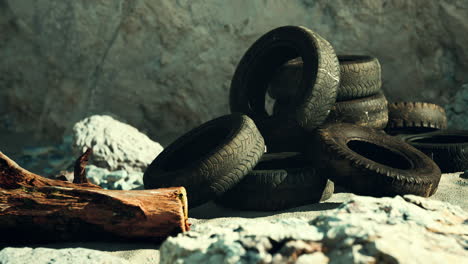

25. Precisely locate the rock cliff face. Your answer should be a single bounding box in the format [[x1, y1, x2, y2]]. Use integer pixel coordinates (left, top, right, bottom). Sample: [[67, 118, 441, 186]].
[[1, 0, 467, 145]]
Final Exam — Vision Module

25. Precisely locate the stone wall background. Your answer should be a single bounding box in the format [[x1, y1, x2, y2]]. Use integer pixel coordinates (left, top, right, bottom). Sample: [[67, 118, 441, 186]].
[[1, 0, 467, 146]]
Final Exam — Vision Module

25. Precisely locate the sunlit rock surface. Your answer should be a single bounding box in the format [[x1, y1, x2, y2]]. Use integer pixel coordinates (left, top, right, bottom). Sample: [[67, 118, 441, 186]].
[[0, 0, 467, 144], [160, 195, 468, 264]]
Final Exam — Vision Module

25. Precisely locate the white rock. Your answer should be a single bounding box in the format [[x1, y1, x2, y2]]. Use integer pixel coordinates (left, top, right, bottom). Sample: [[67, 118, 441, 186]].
[[85, 165, 143, 190], [73, 115, 163, 172], [160, 195, 468, 264], [0, 247, 130, 264]]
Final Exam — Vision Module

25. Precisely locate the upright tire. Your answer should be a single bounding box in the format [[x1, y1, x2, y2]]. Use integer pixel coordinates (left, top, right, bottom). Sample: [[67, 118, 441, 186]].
[[230, 25, 340, 131], [400, 130, 468, 173], [215, 152, 333, 211], [143, 114, 265, 208], [307, 123, 441, 197]]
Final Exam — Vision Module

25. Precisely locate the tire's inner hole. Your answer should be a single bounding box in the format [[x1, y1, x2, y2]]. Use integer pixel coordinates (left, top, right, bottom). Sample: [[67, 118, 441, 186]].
[[338, 55, 373, 63], [386, 127, 438, 135], [249, 44, 301, 117], [266, 58, 303, 116], [411, 135, 468, 144], [347, 140, 412, 170], [161, 120, 233, 170]]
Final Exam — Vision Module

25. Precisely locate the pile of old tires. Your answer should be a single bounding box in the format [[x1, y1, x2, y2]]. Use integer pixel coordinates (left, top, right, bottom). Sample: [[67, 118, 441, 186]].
[[143, 26, 468, 211]]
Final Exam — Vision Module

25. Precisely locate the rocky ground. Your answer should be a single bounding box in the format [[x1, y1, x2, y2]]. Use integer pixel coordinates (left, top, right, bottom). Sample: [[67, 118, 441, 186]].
[[0, 115, 467, 263]]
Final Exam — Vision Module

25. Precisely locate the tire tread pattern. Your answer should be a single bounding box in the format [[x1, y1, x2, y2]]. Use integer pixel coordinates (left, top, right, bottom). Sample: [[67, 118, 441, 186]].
[[386, 102, 448, 131], [314, 123, 441, 197]]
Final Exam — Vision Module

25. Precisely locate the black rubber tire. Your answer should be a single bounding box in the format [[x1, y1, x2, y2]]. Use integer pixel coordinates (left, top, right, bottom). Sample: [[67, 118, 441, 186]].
[[338, 55, 381, 101], [215, 152, 333, 211], [266, 92, 388, 151], [274, 92, 388, 129], [399, 130, 468, 173], [230, 25, 340, 131], [307, 123, 441, 197], [324, 92, 388, 129], [143, 114, 265, 208], [385, 102, 448, 135], [268, 55, 381, 102]]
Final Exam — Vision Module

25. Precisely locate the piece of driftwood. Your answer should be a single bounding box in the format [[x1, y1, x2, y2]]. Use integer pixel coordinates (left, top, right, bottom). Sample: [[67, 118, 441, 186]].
[[73, 148, 92, 184], [0, 151, 189, 243]]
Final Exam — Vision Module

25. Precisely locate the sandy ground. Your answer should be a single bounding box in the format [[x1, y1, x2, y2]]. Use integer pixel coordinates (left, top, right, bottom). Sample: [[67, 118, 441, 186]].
[[1, 130, 466, 263], [13, 172, 464, 263]]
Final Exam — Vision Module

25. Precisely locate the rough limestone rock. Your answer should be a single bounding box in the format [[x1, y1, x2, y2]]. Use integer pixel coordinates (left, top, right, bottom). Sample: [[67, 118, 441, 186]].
[[1, 0, 467, 145], [160, 195, 468, 264], [73, 115, 163, 172], [446, 83, 468, 130], [0, 247, 129, 264]]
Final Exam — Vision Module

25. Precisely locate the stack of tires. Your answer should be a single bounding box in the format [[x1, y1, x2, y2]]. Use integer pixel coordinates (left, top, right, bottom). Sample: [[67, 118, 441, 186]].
[[143, 26, 466, 211]]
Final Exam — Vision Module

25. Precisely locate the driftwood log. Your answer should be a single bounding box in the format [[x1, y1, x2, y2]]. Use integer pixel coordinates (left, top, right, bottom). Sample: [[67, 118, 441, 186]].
[[0, 151, 189, 243]]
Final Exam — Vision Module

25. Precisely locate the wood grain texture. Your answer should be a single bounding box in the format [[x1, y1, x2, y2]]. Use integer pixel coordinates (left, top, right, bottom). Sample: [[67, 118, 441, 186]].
[[0, 152, 189, 243]]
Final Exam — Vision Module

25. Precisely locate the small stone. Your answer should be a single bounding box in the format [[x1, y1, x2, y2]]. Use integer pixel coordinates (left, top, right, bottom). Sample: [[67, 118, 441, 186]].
[[106, 170, 128, 184], [85, 165, 110, 186], [295, 252, 329, 264], [112, 179, 138, 191]]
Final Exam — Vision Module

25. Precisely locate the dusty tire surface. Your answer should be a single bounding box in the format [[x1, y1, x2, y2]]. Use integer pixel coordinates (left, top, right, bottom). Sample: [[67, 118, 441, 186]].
[[230, 25, 340, 131], [143, 114, 265, 208], [267, 55, 381, 101], [215, 152, 332, 211], [308, 123, 441, 197], [385, 102, 448, 135], [337, 55, 381, 101], [400, 130, 468, 173], [324, 92, 389, 129]]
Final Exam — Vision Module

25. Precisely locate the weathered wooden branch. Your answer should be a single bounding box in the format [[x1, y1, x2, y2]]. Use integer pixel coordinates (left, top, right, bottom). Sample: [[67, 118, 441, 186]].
[[0, 151, 189, 243], [73, 148, 92, 184]]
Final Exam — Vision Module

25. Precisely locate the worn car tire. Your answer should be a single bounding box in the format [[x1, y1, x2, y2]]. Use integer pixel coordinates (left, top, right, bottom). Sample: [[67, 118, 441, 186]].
[[230, 25, 340, 131], [268, 55, 381, 102], [274, 92, 389, 129], [399, 130, 468, 173], [215, 152, 333, 211], [385, 102, 448, 135], [143, 114, 265, 208], [338, 55, 381, 101], [307, 123, 441, 197], [324, 92, 388, 129]]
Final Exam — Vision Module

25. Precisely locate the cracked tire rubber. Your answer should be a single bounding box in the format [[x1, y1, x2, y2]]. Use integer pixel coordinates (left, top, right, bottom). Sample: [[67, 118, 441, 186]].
[[215, 152, 333, 211], [230, 25, 340, 131], [324, 92, 389, 129], [385, 102, 448, 135], [268, 55, 381, 102], [308, 123, 441, 197], [399, 130, 468, 173], [143, 114, 265, 208], [274, 92, 389, 129]]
